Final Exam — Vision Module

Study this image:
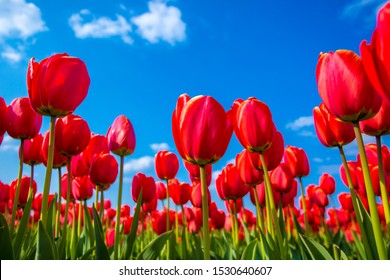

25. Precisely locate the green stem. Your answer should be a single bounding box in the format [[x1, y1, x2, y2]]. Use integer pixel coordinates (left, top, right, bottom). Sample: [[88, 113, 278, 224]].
[[63, 157, 72, 243], [41, 116, 57, 226], [78, 200, 83, 237], [338, 145, 373, 259], [233, 199, 239, 246], [71, 202, 77, 259], [99, 190, 104, 222], [200, 165, 210, 260], [253, 185, 264, 233], [376, 135, 390, 235], [166, 179, 171, 260], [298, 177, 310, 234], [353, 122, 386, 260], [95, 186, 99, 210], [56, 167, 62, 237], [114, 155, 124, 260], [10, 139, 24, 236]]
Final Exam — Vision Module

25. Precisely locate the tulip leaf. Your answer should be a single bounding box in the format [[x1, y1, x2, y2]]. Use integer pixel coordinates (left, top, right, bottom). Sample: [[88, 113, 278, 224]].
[[241, 239, 259, 260], [137, 230, 172, 260], [0, 213, 14, 260], [92, 206, 110, 260], [299, 234, 333, 260], [13, 192, 33, 259], [83, 203, 94, 248], [123, 191, 142, 260], [35, 221, 55, 260]]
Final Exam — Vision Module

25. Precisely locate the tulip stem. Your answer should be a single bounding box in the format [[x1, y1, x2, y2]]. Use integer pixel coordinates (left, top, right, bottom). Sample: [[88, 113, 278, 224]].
[[233, 199, 239, 246], [253, 186, 264, 233], [353, 122, 386, 260], [166, 179, 171, 260], [199, 165, 210, 260], [55, 167, 62, 237], [78, 200, 83, 238], [338, 145, 373, 259], [298, 177, 310, 235], [99, 190, 104, 222], [114, 155, 124, 260], [10, 139, 24, 236], [376, 136, 390, 235], [41, 116, 57, 227]]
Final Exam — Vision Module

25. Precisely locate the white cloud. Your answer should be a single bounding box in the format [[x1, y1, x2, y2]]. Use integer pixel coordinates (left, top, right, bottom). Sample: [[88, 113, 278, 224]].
[[123, 155, 154, 173], [69, 9, 133, 44], [341, 0, 386, 23], [317, 164, 341, 175], [1, 45, 23, 63], [313, 157, 324, 163], [131, 0, 186, 45], [298, 130, 316, 137], [286, 116, 314, 131], [0, 135, 19, 152], [150, 142, 170, 152]]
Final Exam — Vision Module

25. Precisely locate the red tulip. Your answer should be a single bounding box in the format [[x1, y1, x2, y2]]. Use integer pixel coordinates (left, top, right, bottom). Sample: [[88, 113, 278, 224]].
[[249, 183, 266, 207], [360, 2, 390, 105], [155, 150, 179, 180], [281, 179, 298, 207], [42, 130, 67, 168], [172, 94, 233, 166], [89, 153, 118, 189], [106, 115, 136, 157], [210, 209, 226, 230], [339, 192, 353, 212], [257, 130, 285, 171], [143, 196, 158, 213], [340, 160, 359, 189], [61, 173, 75, 201], [155, 181, 167, 200], [82, 134, 110, 167], [233, 97, 275, 152], [131, 172, 156, 203], [152, 209, 174, 235], [6, 97, 42, 140], [0, 97, 6, 137], [55, 114, 91, 157], [120, 204, 131, 217], [70, 153, 89, 177], [27, 53, 90, 117], [216, 164, 249, 200], [190, 182, 210, 208], [319, 173, 336, 195], [10, 176, 37, 207], [360, 101, 390, 136], [225, 198, 243, 214], [283, 145, 310, 178], [316, 49, 381, 122], [106, 228, 115, 247], [236, 149, 263, 186], [72, 175, 94, 201], [169, 181, 191, 206], [184, 161, 212, 186], [310, 186, 329, 208], [0, 181, 10, 204], [270, 162, 294, 193], [21, 133, 44, 166], [32, 193, 55, 213], [313, 102, 355, 147]]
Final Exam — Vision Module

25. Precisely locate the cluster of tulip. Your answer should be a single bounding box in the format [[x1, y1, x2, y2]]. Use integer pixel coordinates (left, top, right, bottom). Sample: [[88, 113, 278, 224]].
[[2, 2, 390, 261]]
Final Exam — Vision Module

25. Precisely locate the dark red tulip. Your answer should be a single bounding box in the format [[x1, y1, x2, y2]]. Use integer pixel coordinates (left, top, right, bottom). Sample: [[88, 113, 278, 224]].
[[360, 2, 390, 105], [257, 130, 285, 171], [233, 97, 275, 152], [236, 149, 263, 186], [89, 153, 118, 189], [172, 94, 233, 166], [224, 199, 243, 214], [6, 97, 42, 140], [27, 53, 90, 117], [319, 173, 336, 195], [270, 162, 294, 193], [216, 164, 249, 200], [0, 97, 6, 137], [184, 161, 212, 186], [55, 114, 91, 157], [316, 49, 381, 122], [106, 228, 115, 247], [281, 179, 298, 207], [310, 186, 329, 208], [82, 134, 110, 167], [339, 192, 353, 212], [340, 160, 359, 189], [155, 150, 179, 180], [156, 181, 167, 200], [360, 101, 390, 136], [42, 130, 67, 168], [70, 153, 89, 177], [0, 181, 10, 208], [72, 175, 94, 201], [210, 209, 226, 230], [169, 181, 191, 206], [190, 182, 210, 208], [106, 115, 136, 157], [143, 196, 158, 213], [131, 172, 156, 203], [152, 209, 174, 235], [21, 133, 44, 166], [10, 176, 37, 207], [313, 103, 355, 147], [120, 204, 131, 217], [283, 145, 310, 178], [61, 173, 75, 201], [32, 193, 55, 213], [249, 183, 266, 207]]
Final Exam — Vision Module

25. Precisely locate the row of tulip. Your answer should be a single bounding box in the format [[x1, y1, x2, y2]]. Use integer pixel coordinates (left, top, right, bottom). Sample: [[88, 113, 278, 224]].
[[2, 1, 390, 261]]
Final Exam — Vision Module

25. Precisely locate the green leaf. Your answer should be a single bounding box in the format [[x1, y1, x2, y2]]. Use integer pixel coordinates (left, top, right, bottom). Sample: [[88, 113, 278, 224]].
[[137, 230, 173, 260], [299, 234, 333, 260], [35, 221, 55, 260], [92, 206, 110, 260], [241, 239, 259, 260], [123, 192, 142, 260], [0, 213, 14, 259], [83, 202, 94, 248], [13, 192, 33, 259]]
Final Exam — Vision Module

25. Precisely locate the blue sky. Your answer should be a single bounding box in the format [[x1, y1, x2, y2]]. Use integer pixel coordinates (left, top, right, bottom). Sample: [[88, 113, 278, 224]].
[[0, 0, 388, 213]]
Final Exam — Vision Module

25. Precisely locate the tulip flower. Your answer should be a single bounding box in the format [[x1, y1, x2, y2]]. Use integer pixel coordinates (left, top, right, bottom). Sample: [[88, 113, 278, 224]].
[[270, 162, 294, 194], [184, 161, 212, 186], [169, 181, 191, 206], [131, 172, 156, 204], [72, 176, 94, 202], [61, 174, 75, 201], [210, 209, 226, 230], [42, 130, 67, 168], [10, 176, 37, 208], [21, 134, 44, 166], [83, 134, 110, 167], [190, 182, 210, 208], [155, 150, 179, 180], [256, 130, 285, 171], [361, 101, 390, 137], [216, 164, 249, 201], [236, 149, 264, 186], [0, 97, 7, 139], [70, 153, 90, 177], [156, 182, 167, 201], [339, 193, 354, 212], [360, 2, 390, 105], [319, 173, 336, 195], [89, 153, 118, 190]]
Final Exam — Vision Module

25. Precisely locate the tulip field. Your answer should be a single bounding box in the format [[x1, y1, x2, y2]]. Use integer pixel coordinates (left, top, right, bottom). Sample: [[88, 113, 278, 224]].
[[2, 3, 390, 262]]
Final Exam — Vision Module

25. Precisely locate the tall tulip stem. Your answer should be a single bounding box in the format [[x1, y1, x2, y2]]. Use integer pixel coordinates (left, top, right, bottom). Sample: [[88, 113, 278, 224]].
[[63, 157, 72, 242], [200, 165, 210, 260], [353, 122, 386, 260], [166, 179, 171, 260], [10, 139, 24, 236], [253, 186, 263, 232], [55, 167, 62, 237], [41, 116, 57, 226], [376, 136, 390, 235], [298, 177, 310, 235], [114, 155, 124, 260]]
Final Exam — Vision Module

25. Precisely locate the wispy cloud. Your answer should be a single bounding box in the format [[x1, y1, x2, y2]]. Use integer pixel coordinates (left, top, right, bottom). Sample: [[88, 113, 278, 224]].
[[341, 0, 386, 25], [69, 9, 133, 44], [0, 0, 47, 63], [150, 142, 170, 152], [317, 164, 341, 176], [0, 135, 19, 152], [343, 134, 376, 157], [123, 155, 154, 173], [286, 116, 314, 131], [132, 0, 186, 45]]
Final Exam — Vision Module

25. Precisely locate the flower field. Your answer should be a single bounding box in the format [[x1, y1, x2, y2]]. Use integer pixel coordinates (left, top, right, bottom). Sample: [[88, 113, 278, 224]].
[[2, 2, 390, 261]]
